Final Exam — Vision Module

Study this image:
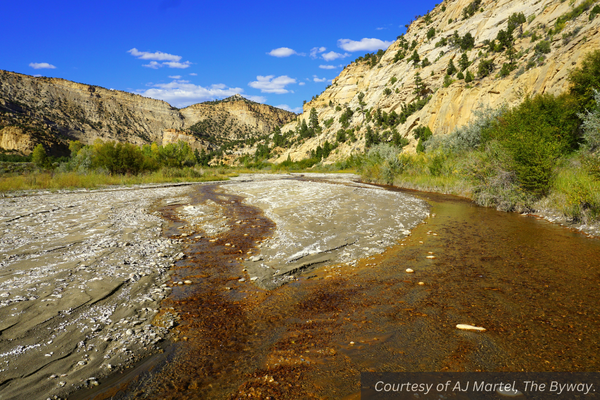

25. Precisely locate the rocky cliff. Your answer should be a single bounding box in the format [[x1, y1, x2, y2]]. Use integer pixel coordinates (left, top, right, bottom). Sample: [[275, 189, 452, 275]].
[[273, 0, 600, 162], [0, 73, 296, 155]]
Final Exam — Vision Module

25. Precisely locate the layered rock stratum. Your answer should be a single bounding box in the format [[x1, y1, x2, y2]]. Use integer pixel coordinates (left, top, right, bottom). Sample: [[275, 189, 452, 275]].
[[0, 73, 296, 155], [273, 0, 600, 162]]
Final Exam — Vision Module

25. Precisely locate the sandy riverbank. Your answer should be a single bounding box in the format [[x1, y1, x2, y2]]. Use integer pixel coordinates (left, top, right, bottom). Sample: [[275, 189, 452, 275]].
[[0, 184, 200, 399]]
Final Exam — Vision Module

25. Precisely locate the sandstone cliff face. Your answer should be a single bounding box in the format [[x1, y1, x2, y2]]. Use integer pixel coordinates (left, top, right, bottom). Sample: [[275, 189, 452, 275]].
[[0, 126, 35, 154], [274, 0, 600, 162], [0, 75, 296, 155]]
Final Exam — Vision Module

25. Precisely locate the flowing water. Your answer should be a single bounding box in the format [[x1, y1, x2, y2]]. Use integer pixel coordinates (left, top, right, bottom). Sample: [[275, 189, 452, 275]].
[[81, 176, 600, 400]]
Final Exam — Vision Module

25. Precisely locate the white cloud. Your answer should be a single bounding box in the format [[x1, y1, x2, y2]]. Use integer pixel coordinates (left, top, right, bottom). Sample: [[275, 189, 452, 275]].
[[276, 104, 302, 113], [189, 73, 197, 76], [143, 61, 161, 69], [136, 79, 247, 108], [163, 61, 191, 69], [268, 47, 303, 57], [299, 82, 306, 86], [322, 51, 350, 61], [129, 48, 191, 69], [128, 48, 181, 61], [29, 62, 56, 69], [313, 75, 327, 83], [248, 75, 296, 94], [338, 38, 393, 52], [310, 46, 327, 58], [169, 75, 182, 79], [319, 65, 338, 70]]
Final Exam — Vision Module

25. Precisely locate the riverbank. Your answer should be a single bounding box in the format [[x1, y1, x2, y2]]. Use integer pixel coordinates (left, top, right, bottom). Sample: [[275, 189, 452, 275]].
[[359, 169, 600, 239], [0, 183, 201, 399]]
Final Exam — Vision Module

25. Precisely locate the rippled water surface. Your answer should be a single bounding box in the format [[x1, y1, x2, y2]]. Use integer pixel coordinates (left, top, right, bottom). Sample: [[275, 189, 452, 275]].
[[83, 176, 600, 400]]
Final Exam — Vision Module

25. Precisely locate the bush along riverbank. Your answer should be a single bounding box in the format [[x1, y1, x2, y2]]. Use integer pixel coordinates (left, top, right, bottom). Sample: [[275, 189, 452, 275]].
[[0, 140, 238, 192], [355, 50, 600, 229]]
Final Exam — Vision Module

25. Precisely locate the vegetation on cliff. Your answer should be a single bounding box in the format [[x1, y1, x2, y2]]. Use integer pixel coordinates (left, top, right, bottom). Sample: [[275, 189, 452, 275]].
[[356, 50, 600, 223]]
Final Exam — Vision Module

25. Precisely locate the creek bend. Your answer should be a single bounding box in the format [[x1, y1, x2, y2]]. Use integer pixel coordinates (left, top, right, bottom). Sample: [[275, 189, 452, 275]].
[[85, 173, 600, 399]]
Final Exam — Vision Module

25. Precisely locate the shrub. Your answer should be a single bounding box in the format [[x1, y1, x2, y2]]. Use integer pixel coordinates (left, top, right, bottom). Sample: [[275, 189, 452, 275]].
[[435, 37, 448, 48], [499, 62, 517, 77], [426, 105, 504, 153], [569, 49, 600, 111], [394, 50, 406, 62], [336, 129, 347, 143], [477, 59, 495, 78], [462, 0, 482, 19], [578, 89, 600, 150], [482, 93, 580, 196], [443, 75, 455, 87], [427, 27, 436, 40], [384, 88, 392, 96], [413, 126, 433, 153], [534, 40, 551, 54], [591, 4, 600, 20], [464, 69, 474, 82], [460, 32, 475, 51]]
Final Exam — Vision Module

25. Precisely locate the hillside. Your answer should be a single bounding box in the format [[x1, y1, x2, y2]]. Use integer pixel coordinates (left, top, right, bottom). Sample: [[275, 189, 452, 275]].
[[0, 73, 296, 156], [271, 0, 600, 163]]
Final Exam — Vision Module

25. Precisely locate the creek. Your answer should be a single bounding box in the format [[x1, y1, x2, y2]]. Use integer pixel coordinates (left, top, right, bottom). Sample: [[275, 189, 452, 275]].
[[81, 174, 600, 400]]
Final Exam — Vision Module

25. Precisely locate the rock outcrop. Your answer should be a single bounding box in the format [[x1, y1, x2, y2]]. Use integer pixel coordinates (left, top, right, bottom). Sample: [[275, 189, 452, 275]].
[[273, 0, 600, 162], [0, 74, 296, 155]]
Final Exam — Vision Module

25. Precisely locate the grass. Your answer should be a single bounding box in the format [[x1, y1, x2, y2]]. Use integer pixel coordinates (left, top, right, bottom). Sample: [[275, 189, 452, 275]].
[[0, 168, 236, 192], [541, 161, 600, 223]]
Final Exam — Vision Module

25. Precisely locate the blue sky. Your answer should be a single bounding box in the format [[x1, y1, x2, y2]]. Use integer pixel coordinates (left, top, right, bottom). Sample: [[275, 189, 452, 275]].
[[1, 0, 439, 113]]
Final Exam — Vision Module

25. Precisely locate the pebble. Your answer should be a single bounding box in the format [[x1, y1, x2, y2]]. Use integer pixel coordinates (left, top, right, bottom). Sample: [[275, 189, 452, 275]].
[[418, 282, 425, 286], [183, 280, 192, 285], [238, 278, 246, 282], [426, 255, 436, 259], [250, 277, 258, 281], [456, 324, 486, 332], [406, 268, 414, 273]]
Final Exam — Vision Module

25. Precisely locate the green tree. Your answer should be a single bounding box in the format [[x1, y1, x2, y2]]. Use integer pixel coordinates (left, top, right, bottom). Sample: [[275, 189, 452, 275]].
[[68, 140, 84, 157], [309, 107, 320, 134], [459, 53, 470, 71], [460, 32, 475, 51], [32, 144, 49, 169], [410, 49, 420, 66], [413, 72, 427, 97], [465, 69, 474, 83], [447, 58, 457, 75]]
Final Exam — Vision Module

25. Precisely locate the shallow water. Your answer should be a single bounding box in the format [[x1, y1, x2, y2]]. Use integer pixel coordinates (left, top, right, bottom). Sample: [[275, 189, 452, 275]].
[[83, 176, 600, 399]]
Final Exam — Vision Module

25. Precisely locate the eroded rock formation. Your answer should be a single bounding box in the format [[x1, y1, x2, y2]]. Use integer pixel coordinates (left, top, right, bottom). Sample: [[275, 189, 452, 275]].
[[273, 0, 600, 162]]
